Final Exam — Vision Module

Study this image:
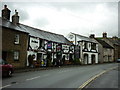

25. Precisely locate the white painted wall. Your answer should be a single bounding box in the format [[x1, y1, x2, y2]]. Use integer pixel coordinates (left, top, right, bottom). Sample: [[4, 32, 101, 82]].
[[27, 51, 37, 66], [83, 52, 98, 64]]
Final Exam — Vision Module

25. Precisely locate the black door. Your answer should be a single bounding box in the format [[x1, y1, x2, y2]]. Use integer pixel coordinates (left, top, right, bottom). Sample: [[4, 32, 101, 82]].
[[2, 51, 7, 60]]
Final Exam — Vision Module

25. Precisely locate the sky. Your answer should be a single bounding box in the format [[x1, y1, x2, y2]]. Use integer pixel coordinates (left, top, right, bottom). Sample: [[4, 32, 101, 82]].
[[0, 0, 120, 37]]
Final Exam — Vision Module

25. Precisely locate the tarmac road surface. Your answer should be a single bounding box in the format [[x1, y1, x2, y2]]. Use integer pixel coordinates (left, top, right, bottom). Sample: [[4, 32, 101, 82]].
[[1, 63, 119, 89]]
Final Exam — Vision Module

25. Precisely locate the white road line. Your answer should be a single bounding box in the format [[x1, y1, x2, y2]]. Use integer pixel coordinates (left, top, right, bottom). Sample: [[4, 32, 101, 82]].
[[58, 71, 66, 73], [0, 84, 11, 89], [58, 70, 71, 73], [26, 76, 41, 81], [44, 74, 50, 77]]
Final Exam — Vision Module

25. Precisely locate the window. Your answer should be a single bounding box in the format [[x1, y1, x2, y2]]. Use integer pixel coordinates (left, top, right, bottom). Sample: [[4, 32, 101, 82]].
[[14, 34, 19, 44], [40, 39, 44, 48], [14, 51, 19, 61], [84, 42, 88, 49], [91, 43, 96, 50]]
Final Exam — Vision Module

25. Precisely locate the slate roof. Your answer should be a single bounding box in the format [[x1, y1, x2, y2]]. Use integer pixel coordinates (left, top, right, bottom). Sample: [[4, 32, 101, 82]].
[[0, 17, 28, 33], [95, 37, 120, 46], [71, 32, 97, 43], [0, 17, 72, 45], [108, 38, 120, 46], [95, 39, 114, 49]]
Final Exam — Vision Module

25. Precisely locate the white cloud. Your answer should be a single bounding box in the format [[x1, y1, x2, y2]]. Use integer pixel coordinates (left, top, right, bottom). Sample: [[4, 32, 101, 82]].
[[1, 2, 118, 37]]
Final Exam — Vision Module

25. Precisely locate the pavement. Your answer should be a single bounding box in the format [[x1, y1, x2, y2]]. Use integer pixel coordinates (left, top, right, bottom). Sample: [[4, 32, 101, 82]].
[[14, 63, 116, 73], [14, 66, 53, 73], [14, 65, 80, 73]]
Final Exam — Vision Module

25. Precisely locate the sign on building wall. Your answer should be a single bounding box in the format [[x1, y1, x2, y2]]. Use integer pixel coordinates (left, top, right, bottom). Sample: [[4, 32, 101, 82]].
[[62, 45, 69, 53], [69, 46, 74, 53], [30, 37, 40, 50], [68, 34, 75, 44], [47, 42, 52, 49]]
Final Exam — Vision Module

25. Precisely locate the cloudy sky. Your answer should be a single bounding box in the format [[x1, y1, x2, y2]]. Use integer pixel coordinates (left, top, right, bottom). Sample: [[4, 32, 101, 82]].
[[1, 0, 119, 37]]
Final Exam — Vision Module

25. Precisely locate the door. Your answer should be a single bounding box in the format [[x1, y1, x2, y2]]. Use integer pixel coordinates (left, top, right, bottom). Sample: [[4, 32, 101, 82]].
[[2, 51, 7, 60]]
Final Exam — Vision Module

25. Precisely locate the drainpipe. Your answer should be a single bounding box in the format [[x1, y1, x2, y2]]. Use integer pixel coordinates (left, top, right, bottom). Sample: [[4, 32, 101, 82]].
[[75, 34, 77, 45]]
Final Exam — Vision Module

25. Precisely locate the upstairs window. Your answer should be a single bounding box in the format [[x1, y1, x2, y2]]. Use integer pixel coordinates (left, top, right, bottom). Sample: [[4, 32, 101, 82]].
[[84, 42, 88, 49], [14, 34, 19, 44], [91, 43, 96, 50], [40, 39, 45, 48]]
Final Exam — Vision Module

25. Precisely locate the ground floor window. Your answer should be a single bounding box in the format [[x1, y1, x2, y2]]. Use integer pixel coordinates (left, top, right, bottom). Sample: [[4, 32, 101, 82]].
[[14, 51, 19, 61]]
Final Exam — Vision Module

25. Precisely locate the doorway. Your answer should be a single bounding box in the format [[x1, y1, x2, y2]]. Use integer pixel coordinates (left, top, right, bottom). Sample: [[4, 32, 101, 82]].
[[84, 54, 88, 64], [91, 54, 95, 64], [2, 51, 7, 60]]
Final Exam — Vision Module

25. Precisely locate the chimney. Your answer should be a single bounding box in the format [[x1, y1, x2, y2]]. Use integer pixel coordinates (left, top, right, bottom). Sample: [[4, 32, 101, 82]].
[[112, 36, 118, 40], [89, 34, 95, 38], [103, 32, 107, 38], [12, 10, 19, 25], [2, 5, 11, 20]]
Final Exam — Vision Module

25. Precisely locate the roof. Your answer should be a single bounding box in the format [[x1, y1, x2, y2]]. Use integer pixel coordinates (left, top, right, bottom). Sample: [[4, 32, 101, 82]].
[[0, 17, 29, 33], [95, 37, 120, 46], [71, 32, 97, 43], [95, 39, 114, 49], [108, 38, 120, 46], [0, 17, 72, 45]]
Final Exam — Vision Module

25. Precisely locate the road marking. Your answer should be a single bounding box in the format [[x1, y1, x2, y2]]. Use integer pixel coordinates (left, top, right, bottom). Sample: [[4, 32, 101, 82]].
[[0, 84, 11, 89], [44, 74, 50, 77], [59, 71, 65, 73], [26, 76, 41, 81], [58, 70, 71, 73], [77, 66, 118, 90]]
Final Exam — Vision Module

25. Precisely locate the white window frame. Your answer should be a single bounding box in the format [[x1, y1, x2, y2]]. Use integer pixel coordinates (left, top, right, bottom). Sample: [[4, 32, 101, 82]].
[[14, 34, 19, 44], [14, 51, 19, 61]]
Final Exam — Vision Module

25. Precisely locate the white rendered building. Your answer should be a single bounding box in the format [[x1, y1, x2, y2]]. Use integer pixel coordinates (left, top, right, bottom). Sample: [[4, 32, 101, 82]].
[[66, 32, 98, 64]]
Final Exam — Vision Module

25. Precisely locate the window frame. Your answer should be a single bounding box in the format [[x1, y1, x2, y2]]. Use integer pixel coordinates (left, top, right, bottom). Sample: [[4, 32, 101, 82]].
[[13, 51, 19, 61], [84, 42, 88, 49], [14, 34, 20, 44], [91, 43, 96, 50]]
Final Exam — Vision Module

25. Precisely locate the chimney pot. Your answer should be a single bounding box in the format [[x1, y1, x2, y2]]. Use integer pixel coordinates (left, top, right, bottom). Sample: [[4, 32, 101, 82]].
[[89, 34, 95, 38], [4, 5, 7, 9], [103, 32, 107, 38], [12, 9, 19, 25], [2, 5, 11, 20], [112, 36, 118, 40]]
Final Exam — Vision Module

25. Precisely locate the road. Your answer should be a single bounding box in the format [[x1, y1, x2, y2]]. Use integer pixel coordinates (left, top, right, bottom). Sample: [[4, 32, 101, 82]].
[[1, 63, 119, 89], [85, 63, 119, 89]]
